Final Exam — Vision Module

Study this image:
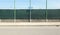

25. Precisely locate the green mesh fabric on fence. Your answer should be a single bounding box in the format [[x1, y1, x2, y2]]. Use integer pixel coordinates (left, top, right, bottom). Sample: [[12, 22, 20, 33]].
[[0, 9, 14, 19], [0, 9, 60, 19]]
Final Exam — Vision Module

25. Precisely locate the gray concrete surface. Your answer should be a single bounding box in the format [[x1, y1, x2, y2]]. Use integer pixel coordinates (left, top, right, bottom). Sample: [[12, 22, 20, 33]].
[[0, 25, 60, 35]]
